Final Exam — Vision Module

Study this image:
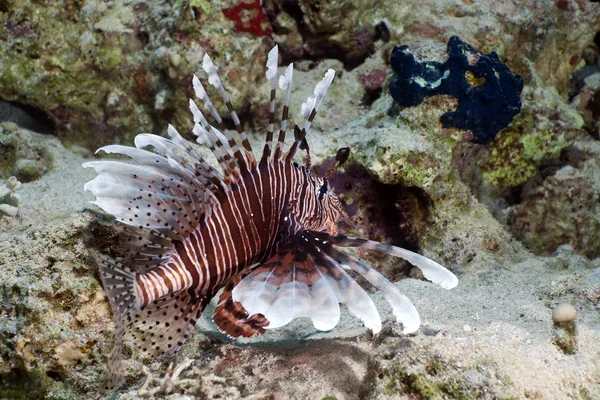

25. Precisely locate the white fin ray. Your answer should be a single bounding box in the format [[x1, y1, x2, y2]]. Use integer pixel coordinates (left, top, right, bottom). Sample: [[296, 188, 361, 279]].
[[84, 154, 208, 238], [189, 99, 239, 184], [309, 233, 458, 290], [339, 253, 420, 334], [85, 175, 193, 236], [133, 133, 218, 189], [274, 63, 294, 160], [95, 145, 196, 183], [232, 259, 342, 331], [202, 52, 256, 168], [284, 68, 335, 161], [261, 45, 279, 162], [303, 236, 382, 333], [301, 68, 335, 133], [232, 231, 383, 333], [307, 232, 421, 334], [363, 242, 458, 290]]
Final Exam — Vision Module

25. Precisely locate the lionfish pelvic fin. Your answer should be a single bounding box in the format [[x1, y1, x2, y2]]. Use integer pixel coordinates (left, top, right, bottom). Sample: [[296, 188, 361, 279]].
[[212, 273, 270, 339]]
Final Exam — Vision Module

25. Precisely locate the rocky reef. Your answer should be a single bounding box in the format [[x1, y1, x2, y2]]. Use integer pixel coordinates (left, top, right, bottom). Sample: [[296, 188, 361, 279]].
[[1, 0, 600, 399], [0, 0, 270, 150]]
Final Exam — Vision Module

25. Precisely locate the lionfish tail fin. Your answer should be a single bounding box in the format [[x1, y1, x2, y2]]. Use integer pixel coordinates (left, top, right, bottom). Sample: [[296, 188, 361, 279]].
[[212, 274, 270, 338], [311, 232, 458, 290], [231, 231, 383, 334], [96, 254, 139, 390]]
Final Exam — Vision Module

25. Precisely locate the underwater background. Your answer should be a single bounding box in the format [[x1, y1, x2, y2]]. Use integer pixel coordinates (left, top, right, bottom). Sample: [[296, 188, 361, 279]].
[[1, 0, 599, 399]]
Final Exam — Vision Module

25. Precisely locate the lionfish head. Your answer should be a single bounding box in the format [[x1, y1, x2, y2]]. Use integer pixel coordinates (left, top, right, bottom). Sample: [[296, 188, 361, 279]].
[[295, 147, 350, 234]]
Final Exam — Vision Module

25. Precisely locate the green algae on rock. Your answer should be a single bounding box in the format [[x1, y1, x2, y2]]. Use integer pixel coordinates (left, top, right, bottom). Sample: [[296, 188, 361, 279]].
[[480, 84, 584, 190], [0, 122, 54, 183], [0, 0, 269, 151]]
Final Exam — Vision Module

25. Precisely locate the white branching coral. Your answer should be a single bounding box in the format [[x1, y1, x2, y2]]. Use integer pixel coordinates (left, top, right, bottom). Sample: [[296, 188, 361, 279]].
[[119, 358, 249, 399], [0, 176, 21, 217]]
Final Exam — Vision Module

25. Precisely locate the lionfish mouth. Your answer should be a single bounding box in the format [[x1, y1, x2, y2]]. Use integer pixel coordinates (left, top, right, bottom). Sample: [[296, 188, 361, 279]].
[[83, 44, 458, 390]]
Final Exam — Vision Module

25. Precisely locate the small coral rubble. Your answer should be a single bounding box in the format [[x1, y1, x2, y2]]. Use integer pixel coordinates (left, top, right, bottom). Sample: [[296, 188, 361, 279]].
[[0, 176, 21, 218]]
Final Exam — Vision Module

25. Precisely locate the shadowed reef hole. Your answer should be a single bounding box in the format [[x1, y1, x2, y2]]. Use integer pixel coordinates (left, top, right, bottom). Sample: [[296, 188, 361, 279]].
[[321, 161, 432, 280], [0, 100, 55, 135]]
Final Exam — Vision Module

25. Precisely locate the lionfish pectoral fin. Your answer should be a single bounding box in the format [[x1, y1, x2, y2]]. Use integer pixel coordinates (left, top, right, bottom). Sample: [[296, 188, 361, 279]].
[[231, 231, 383, 334], [118, 226, 176, 272], [305, 231, 422, 334], [309, 232, 458, 290], [83, 138, 219, 241], [232, 236, 343, 332], [212, 274, 270, 339]]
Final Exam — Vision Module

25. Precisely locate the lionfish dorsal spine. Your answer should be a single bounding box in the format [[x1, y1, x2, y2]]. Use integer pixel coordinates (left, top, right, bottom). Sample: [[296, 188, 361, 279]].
[[188, 98, 238, 185], [191, 74, 248, 174], [166, 124, 226, 191], [284, 68, 335, 163], [202, 53, 257, 168], [261, 45, 280, 165], [273, 63, 294, 161]]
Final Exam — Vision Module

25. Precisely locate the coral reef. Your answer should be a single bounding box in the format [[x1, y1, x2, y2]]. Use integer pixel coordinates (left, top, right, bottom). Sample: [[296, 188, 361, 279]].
[[0, 1, 269, 150], [268, 0, 381, 68], [389, 36, 524, 144], [479, 83, 584, 190], [506, 141, 600, 258], [0, 213, 111, 398], [1, 0, 600, 397], [572, 71, 600, 138], [0, 122, 53, 183], [222, 0, 272, 37]]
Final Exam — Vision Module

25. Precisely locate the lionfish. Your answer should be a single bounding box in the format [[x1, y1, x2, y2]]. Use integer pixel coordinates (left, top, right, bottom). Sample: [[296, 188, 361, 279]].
[[83, 45, 458, 387]]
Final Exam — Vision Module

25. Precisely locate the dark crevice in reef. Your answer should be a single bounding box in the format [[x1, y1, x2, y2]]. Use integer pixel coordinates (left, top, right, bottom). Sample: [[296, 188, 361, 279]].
[[267, 0, 377, 70], [0, 367, 47, 400], [361, 85, 384, 107], [316, 159, 432, 280], [0, 100, 55, 135]]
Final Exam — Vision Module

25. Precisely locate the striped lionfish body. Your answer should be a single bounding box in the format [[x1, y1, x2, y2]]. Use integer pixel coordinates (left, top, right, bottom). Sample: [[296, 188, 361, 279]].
[[84, 46, 458, 387]]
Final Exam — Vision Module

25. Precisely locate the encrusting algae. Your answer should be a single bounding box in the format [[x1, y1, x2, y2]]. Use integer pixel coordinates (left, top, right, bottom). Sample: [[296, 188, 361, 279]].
[[83, 45, 458, 389]]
